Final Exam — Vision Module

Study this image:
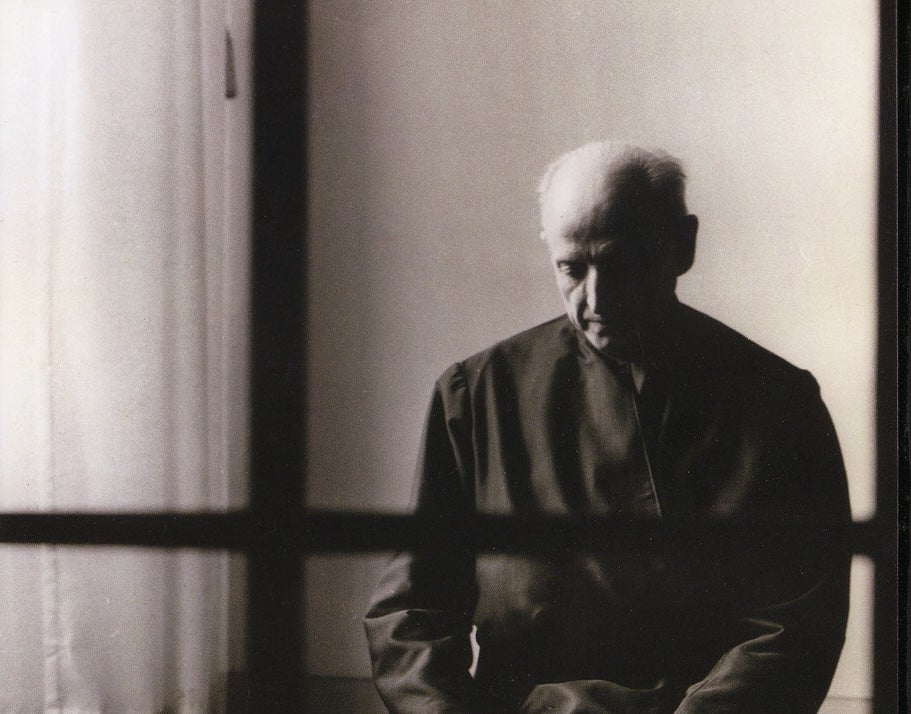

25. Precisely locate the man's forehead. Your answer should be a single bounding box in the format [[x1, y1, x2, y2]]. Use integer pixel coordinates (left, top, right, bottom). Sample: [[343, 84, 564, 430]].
[[541, 162, 654, 241], [545, 231, 642, 261]]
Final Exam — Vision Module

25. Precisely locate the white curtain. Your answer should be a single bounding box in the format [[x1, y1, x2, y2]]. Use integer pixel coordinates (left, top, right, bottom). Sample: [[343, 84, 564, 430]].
[[0, 0, 250, 709]]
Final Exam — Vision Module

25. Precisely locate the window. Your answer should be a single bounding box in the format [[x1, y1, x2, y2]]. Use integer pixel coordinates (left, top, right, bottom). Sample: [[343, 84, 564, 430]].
[[0, 2, 902, 711]]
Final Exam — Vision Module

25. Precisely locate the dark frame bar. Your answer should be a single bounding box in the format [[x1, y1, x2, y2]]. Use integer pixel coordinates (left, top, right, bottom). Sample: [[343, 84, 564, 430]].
[[897, 0, 909, 708], [0, 511, 885, 556], [247, 0, 307, 708], [890, 2, 909, 710], [873, 1, 902, 712]]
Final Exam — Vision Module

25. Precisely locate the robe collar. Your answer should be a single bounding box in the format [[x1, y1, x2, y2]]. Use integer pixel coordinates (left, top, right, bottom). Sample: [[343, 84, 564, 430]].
[[570, 298, 686, 386]]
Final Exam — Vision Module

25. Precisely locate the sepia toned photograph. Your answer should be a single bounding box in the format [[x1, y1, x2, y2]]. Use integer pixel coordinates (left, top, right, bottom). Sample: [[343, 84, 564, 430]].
[[0, 1, 902, 712]]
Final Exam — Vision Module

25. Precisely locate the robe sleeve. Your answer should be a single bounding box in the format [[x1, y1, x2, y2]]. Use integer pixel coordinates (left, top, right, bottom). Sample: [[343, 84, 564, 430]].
[[673, 373, 852, 713], [520, 679, 677, 713], [363, 364, 479, 713]]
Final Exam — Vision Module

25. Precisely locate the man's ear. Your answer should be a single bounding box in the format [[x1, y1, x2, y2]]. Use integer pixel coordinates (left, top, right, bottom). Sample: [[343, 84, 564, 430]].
[[672, 214, 698, 276]]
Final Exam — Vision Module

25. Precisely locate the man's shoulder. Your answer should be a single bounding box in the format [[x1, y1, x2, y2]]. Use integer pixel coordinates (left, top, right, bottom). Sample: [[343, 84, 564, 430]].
[[455, 315, 574, 379], [677, 304, 818, 390], [441, 307, 819, 394]]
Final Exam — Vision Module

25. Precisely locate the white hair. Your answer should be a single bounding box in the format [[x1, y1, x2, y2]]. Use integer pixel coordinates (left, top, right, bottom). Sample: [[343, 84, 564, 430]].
[[537, 141, 688, 241]]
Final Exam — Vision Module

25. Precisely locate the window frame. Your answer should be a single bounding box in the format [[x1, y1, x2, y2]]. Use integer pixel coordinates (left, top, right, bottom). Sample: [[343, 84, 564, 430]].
[[0, 1, 903, 711]]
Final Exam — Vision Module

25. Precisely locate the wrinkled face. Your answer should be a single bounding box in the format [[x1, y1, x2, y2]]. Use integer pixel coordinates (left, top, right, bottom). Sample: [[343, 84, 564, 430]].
[[540, 158, 691, 358], [545, 227, 673, 358]]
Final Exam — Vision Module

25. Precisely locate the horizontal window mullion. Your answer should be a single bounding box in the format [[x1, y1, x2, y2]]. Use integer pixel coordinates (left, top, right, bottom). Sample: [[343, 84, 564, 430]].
[[300, 511, 887, 558], [0, 510, 889, 558], [0, 512, 254, 548]]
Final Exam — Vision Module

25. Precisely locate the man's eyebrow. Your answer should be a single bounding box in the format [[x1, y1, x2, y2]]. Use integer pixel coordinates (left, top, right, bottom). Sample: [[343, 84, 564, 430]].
[[580, 240, 628, 260], [552, 250, 583, 261]]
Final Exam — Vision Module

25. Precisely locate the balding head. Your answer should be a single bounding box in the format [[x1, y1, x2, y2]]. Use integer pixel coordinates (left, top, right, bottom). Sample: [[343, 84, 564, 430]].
[[538, 142, 688, 245], [537, 142, 697, 359]]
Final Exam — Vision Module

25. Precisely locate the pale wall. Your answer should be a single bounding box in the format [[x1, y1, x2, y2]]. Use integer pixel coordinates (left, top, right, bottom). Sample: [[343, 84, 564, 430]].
[[304, 1, 879, 701]]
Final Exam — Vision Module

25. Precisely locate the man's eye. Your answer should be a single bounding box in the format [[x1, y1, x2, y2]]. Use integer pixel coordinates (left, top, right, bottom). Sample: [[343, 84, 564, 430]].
[[558, 262, 585, 279]]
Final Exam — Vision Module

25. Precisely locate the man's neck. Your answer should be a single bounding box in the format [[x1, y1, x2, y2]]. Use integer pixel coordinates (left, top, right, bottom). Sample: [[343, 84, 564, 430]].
[[585, 299, 681, 368]]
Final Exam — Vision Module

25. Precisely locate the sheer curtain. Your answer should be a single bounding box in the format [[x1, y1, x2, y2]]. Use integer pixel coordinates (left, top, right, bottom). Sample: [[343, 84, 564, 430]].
[[0, 1, 250, 709]]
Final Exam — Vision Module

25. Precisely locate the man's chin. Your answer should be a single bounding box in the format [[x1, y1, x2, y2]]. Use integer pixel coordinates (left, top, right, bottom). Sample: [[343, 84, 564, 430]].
[[583, 329, 637, 360]]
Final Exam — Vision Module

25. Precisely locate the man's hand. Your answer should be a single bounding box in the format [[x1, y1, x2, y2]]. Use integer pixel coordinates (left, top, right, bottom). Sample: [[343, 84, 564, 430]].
[[521, 679, 676, 714]]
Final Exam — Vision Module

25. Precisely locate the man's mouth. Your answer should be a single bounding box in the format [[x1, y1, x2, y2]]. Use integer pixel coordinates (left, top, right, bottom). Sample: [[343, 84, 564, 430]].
[[584, 317, 620, 330]]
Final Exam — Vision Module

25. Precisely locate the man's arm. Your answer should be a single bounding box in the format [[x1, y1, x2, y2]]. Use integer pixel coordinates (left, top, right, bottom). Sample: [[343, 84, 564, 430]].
[[516, 373, 851, 714], [364, 366, 479, 713], [673, 374, 852, 713]]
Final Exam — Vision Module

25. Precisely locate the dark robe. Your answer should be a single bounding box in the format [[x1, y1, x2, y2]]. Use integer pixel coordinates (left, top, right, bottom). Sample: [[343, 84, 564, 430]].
[[364, 303, 851, 713]]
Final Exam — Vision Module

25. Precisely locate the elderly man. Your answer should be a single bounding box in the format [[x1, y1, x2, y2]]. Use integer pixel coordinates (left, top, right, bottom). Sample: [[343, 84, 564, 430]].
[[364, 143, 851, 713]]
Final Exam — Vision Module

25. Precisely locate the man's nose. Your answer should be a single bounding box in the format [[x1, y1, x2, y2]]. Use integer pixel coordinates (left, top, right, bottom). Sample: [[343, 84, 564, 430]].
[[585, 266, 605, 315]]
